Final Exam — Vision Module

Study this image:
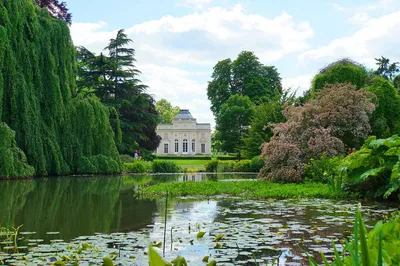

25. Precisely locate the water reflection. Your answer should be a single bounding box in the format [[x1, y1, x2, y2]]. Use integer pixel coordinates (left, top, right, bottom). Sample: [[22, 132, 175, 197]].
[[0, 173, 256, 242], [0, 174, 397, 265]]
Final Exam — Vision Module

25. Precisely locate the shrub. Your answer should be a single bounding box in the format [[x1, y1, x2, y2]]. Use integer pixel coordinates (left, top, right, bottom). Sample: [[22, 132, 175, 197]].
[[119, 154, 134, 163], [344, 135, 400, 199], [250, 156, 265, 172], [233, 160, 252, 172], [217, 161, 235, 172], [304, 154, 346, 195], [124, 160, 152, 173], [152, 160, 180, 173], [205, 160, 219, 172]]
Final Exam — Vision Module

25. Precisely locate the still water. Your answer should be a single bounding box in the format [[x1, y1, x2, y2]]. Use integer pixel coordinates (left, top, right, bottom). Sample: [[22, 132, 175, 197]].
[[0, 174, 397, 265]]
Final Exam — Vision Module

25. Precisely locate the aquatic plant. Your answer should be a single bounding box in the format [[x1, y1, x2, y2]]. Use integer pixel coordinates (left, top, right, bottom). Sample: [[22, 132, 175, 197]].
[[309, 207, 400, 265], [141, 180, 336, 199]]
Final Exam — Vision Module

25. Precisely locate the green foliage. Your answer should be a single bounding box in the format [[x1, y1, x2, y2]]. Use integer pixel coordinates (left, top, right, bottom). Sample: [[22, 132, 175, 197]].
[[0, 123, 35, 178], [216, 161, 235, 172], [155, 155, 236, 161], [366, 77, 400, 138], [216, 94, 255, 152], [312, 59, 368, 93], [249, 156, 266, 172], [0, 0, 121, 177], [155, 99, 180, 123], [393, 75, 400, 89], [304, 154, 346, 195], [141, 181, 336, 199], [206, 158, 263, 173], [208, 51, 282, 153], [119, 154, 134, 163], [148, 245, 171, 266], [344, 135, 400, 199], [312, 208, 400, 265], [375, 56, 399, 81], [242, 93, 292, 158], [205, 159, 218, 172], [233, 160, 252, 172], [124, 160, 152, 173], [151, 160, 181, 173], [76, 31, 160, 154]]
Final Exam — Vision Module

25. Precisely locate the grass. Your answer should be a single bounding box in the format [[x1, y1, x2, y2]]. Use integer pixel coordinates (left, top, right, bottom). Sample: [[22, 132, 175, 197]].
[[172, 159, 236, 171], [141, 180, 344, 199]]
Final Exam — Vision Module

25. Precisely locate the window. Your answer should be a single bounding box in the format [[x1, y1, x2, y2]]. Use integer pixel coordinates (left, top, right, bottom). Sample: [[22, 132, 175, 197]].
[[192, 139, 195, 152], [163, 133, 168, 139], [183, 139, 188, 153], [164, 143, 169, 154], [175, 139, 179, 153], [201, 143, 206, 153]]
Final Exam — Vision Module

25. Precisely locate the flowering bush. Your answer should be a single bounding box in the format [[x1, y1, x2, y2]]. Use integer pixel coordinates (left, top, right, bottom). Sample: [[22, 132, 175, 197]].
[[259, 83, 375, 182]]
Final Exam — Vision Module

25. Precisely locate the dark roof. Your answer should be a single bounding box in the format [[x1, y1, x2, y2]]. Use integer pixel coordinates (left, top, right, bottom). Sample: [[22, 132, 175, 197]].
[[174, 109, 194, 120]]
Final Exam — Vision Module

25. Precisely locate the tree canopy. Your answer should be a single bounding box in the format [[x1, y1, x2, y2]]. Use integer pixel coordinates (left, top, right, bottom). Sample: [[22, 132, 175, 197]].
[[155, 99, 180, 123], [35, 0, 72, 24], [0, 0, 121, 177], [76, 30, 160, 154], [207, 51, 282, 154]]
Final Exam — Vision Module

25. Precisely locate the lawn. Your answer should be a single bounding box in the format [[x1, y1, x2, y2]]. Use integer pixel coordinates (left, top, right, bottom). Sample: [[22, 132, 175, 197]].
[[171, 159, 237, 171], [172, 159, 209, 171]]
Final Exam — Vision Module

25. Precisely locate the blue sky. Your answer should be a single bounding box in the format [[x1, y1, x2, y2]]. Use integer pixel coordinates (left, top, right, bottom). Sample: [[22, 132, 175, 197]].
[[68, 0, 400, 128]]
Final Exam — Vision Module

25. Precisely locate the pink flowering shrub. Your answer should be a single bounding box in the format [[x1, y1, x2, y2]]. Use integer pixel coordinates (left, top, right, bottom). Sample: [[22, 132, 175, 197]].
[[259, 83, 375, 182]]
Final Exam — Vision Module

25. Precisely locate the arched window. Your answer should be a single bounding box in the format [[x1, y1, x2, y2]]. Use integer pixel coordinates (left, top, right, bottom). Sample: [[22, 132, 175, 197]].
[[192, 139, 195, 152], [183, 139, 188, 153], [175, 139, 179, 153]]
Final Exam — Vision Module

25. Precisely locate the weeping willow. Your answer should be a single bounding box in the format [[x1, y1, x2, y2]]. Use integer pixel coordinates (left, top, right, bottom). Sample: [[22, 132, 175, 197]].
[[0, 0, 121, 177]]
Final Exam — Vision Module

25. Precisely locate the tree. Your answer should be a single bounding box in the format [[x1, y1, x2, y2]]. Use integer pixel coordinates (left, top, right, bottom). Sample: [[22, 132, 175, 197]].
[[216, 95, 254, 153], [155, 99, 180, 123], [366, 77, 400, 138], [207, 59, 232, 115], [35, 0, 72, 24], [312, 58, 368, 93], [394, 75, 400, 90], [76, 30, 161, 154], [375, 56, 399, 81], [242, 92, 293, 158], [207, 51, 282, 153], [207, 51, 282, 115], [259, 83, 375, 182]]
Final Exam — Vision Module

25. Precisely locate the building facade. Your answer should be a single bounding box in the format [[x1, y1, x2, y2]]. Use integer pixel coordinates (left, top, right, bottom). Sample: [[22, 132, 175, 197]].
[[156, 109, 212, 155]]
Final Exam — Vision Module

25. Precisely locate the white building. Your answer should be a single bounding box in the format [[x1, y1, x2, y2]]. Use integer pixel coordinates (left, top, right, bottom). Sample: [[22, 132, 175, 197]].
[[156, 109, 211, 155]]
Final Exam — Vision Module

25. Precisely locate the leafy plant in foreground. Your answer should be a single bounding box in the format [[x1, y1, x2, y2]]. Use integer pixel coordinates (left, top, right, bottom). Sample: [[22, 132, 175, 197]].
[[344, 135, 400, 199], [309, 207, 400, 265]]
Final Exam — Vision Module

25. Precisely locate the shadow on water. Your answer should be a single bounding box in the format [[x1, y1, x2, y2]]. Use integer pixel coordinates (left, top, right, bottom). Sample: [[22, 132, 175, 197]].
[[0, 173, 255, 242]]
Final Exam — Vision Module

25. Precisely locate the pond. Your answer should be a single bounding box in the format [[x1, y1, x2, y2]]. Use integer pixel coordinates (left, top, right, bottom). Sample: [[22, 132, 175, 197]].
[[0, 173, 397, 265]]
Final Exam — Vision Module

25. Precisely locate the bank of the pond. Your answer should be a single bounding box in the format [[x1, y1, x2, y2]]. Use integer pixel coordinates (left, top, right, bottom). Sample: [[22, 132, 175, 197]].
[[141, 180, 343, 199]]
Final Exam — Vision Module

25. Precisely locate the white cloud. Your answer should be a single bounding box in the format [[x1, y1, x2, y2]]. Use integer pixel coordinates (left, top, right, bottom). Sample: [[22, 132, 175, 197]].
[[331, 0, 400, 25], [332, 3, 349, 12], [282, 75, 314, 95], [70, 5, 315, 128], [299, 11, 400, 68], [178, 0, 213, 9]]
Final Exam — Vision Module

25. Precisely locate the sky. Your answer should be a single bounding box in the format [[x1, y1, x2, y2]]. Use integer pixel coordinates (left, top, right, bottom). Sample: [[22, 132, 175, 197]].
[[68, 0, 400, 129]]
